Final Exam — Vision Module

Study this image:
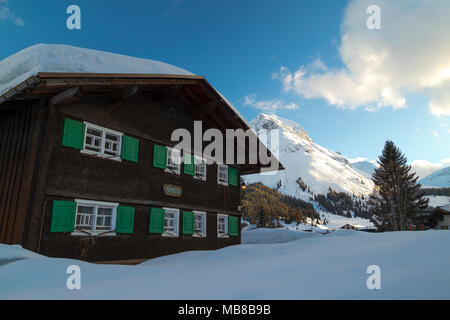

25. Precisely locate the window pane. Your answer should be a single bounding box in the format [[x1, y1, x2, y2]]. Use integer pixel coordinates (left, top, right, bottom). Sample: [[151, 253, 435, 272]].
[[87, 128, 102, 137], [76, 205, 95, 230], [96, 207, 113, 230]]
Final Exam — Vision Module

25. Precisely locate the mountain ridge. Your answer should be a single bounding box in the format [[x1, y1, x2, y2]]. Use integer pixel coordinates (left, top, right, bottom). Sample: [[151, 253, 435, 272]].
[[246, 113, 375, 199], [419, 166, 450, 188]]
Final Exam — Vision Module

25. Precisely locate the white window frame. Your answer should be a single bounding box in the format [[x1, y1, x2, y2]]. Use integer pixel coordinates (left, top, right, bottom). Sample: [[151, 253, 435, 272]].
[[194, 155, 207, 181], [217, 164, 228, 186], [81, 122, 123, 161], [193, 211, 207, 237], [72, 199, 119, 236], [165, 147, 181, 175], [217, 214, 229, 238], [162, 207, 180, 237]]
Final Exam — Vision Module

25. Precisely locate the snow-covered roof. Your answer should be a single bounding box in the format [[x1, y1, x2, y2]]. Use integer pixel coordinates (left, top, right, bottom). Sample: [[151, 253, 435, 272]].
[[0, 44, 283, 174], [0, 44, 194, 98]]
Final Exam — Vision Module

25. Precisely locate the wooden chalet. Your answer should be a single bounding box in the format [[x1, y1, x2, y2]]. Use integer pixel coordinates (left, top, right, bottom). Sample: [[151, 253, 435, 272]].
[[0, 45, 283, 262]]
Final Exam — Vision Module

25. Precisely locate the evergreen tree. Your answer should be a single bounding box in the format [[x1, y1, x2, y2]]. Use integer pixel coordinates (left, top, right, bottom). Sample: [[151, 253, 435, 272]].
[[257, 207, 266, 228], [371, 141, 428, 231]]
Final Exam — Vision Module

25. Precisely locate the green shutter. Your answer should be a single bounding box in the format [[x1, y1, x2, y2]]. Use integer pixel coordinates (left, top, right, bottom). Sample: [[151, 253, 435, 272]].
[[228, 166, 238, 186], [116, 206, 135, 234], [182, 211, 195, 235], [229, 216, 239, 236], [121, 135, 139, 163], [149, 208, 165, 234], [184, 153, 195, 176], [50, 200, 76, 232], [153, 144, 167, 169], [62, 118, 85, 150]]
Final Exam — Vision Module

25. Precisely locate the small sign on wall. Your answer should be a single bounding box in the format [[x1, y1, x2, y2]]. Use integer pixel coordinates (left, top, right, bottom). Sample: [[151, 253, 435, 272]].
[[163, 184, 182, 198]]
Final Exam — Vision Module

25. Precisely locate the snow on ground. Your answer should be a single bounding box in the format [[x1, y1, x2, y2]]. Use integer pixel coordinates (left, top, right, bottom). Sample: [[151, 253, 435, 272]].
[[0, 245, 43, 267], [425, 195, 450, 208], [0, 44, 194, 97], [242, 228, 319, 244], [1, 230, 450, 299]]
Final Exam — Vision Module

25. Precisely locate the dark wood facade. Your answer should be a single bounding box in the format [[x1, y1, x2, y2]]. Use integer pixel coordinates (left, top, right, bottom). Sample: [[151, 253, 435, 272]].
[[0, 73, 282, 262]]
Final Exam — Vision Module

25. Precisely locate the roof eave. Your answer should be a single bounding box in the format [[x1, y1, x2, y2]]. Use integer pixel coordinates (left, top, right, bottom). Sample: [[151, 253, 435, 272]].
[[0, 72, 285, 173]]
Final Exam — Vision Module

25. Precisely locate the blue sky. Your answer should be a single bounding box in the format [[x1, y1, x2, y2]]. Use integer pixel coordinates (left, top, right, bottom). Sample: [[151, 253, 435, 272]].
[[1, 0, 449, 177]]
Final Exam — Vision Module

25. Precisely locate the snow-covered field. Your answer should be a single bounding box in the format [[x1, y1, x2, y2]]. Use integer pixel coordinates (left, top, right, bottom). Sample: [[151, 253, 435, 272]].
[[1, 229, 450, 299]]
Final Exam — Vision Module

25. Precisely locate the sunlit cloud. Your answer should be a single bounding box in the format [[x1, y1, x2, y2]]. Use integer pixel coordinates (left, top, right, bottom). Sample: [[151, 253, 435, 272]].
[[411, 159, 450, 180], [275, 0, 450, 117]]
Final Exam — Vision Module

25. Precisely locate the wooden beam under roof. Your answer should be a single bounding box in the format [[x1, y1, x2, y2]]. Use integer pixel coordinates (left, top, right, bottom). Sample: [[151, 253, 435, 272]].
[[48, 87, 81, 107]]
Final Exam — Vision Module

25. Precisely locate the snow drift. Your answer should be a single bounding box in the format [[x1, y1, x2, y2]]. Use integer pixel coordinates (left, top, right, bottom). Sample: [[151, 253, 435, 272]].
[[1, 230, 450, 299]]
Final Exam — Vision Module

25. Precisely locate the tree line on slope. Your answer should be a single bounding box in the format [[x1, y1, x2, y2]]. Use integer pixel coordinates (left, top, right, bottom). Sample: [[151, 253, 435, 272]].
[[313, 188, 375, 220], [421, 188, 450, 197], [241, 182, 317, 227]]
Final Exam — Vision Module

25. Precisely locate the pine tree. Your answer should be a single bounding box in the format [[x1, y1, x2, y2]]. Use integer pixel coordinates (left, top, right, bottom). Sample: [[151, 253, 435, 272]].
[[257, 207, 266, 228], [371, 141, 428, 231]]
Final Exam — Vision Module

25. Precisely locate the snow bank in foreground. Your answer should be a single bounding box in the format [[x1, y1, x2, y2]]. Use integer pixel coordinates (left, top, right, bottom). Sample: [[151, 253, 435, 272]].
[[0, 44, 194, 97], [0, 244, 42, 261], [1, 230, 450, 299]]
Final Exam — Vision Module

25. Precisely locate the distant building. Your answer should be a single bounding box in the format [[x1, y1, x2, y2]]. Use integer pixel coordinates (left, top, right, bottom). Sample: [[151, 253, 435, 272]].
[[340, 224, 377, 232], [419, 205, 450, 230]]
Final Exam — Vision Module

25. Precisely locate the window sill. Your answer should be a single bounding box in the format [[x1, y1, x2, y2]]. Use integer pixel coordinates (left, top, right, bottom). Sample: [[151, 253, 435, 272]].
[[217, 182, 228, 186], [162, 233, 179, 238], [164, 168, 181, 175], [71, 231, 117, 237], [80, 150, 122, 162], [193, 175, 206, 181], [193, 234, 206, 238], [217, 234, 229, 239]]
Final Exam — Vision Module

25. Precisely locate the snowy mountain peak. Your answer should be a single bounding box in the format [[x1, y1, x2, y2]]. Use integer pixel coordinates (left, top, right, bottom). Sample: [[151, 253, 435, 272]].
[[419, 166, 450, 188], [251, 113, 312, 147], [246, 113, 374, 198]]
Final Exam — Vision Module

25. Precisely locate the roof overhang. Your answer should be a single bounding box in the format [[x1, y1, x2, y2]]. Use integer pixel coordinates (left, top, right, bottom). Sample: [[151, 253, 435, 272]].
[[0, 72, 284, 175]]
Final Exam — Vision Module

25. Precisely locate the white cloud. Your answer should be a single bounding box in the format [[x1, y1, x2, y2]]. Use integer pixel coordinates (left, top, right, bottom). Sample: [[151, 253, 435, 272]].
[[432, 130, 439, 137], [276, 0, 450, 116], [411, 159, 450, 180], [0, 0, 24, 26], [243, 94, 300, 112]]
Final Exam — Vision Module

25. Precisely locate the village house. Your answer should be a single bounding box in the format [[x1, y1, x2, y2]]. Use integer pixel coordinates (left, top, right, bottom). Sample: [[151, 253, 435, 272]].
[[0, 44, 283, 263], [419, 205, 450, 230], [340, 224, 377, 232]]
